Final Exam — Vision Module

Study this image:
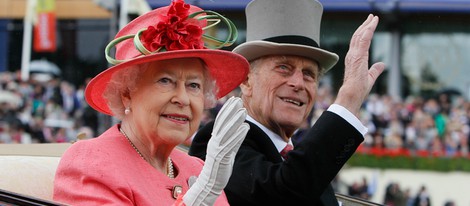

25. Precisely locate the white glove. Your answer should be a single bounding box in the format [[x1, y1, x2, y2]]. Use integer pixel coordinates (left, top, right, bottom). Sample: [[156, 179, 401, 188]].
[[183, 97, 249, 206]]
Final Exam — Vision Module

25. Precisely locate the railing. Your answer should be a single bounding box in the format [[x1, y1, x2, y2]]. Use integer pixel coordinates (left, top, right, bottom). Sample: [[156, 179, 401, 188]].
[[0, 188, 62, 206], [336, 193, 384, 206]]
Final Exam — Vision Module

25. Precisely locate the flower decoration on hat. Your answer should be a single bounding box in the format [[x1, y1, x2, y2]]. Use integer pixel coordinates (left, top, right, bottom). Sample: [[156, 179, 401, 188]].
[[105, 0, 238, 65], [141, 0, 203, 51]]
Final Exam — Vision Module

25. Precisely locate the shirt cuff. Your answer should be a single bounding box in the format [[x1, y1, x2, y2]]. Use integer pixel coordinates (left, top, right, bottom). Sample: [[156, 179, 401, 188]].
[[327, 104, 368, 136]]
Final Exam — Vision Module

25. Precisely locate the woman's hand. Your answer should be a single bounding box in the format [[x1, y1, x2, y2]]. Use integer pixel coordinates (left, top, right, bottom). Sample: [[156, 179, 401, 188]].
[[183, 97, 249, 206]]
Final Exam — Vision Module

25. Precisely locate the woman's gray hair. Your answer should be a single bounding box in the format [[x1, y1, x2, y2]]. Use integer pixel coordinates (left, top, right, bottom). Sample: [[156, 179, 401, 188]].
[[103, 60, 218, 120]]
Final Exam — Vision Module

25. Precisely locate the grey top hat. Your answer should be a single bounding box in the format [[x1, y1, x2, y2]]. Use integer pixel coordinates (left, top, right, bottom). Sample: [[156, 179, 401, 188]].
[[233, 0, 339, 73]]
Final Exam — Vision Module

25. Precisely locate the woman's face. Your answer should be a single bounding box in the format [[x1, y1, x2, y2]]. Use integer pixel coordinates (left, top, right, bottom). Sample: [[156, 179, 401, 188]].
[[125, 58, 206, 145]]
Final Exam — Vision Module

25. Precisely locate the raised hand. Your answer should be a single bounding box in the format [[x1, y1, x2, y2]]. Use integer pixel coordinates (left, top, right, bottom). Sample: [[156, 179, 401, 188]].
[[183, 97, 249, 206], [334, 14, 386, 116]]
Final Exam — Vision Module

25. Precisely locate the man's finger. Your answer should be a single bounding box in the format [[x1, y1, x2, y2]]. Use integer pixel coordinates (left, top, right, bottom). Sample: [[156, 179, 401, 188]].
[[357, 16, 379, 53], [368, 62, 386, 89], [350, 14, 374, 49]]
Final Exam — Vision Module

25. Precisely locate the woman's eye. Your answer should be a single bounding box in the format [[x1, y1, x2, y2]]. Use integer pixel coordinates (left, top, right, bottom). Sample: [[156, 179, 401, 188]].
[[158, 77, 172, 84], [188, 82, 201, 90]]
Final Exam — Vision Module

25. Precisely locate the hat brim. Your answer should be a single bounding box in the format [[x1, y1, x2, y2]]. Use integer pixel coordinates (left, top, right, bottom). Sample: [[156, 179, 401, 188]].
[[233, 40, 339, 73], [85, 49, 249, 116]]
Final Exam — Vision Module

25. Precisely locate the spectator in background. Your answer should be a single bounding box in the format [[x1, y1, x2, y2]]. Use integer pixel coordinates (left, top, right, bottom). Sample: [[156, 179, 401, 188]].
[[443, 200, 455, 206], [413, 185, 431, 206], [383, 182, 407, 206], [60, 81, 81, 117], [346, 176, 373, 200]]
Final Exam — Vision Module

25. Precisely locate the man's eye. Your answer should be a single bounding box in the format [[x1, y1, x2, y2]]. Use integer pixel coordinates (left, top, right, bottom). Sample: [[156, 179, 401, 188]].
[[275, 65, 291, 74], [303, 71, 316, 79], [279, 65, 289, 70]]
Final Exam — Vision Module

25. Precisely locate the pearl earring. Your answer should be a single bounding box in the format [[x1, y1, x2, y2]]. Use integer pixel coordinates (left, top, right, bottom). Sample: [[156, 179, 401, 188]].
[[124, 107, 130, 115]]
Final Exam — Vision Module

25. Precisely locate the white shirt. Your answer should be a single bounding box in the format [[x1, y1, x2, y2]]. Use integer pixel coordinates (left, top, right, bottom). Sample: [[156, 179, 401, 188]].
[[246, 104, 367, 153]]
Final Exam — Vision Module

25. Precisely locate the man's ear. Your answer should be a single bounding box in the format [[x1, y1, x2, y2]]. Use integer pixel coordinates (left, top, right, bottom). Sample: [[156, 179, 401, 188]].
[[240, 75, 252, 97]]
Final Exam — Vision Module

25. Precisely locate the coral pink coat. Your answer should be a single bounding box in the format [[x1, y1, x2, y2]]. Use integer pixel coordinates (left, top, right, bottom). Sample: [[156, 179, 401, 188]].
[[53, 125, 229, 206]]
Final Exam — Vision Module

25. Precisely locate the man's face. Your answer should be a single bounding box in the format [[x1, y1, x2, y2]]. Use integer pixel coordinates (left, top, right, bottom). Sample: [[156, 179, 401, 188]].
[[241, 55, 320, 138]]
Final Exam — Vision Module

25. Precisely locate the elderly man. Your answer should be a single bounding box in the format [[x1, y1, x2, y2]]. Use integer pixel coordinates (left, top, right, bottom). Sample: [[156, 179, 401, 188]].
[[189, 0, 385, 205]]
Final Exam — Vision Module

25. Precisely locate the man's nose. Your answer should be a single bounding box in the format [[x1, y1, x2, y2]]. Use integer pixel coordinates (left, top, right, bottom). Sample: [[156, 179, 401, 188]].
[[287, 71, 305, 91]]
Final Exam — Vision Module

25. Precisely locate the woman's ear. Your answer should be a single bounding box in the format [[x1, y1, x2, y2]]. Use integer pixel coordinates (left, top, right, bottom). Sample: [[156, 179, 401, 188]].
[[121, 89, 131, 108]]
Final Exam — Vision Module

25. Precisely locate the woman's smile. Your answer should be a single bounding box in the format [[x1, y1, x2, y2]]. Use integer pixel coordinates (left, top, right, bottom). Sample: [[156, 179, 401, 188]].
[[162, 113, 190, 124]]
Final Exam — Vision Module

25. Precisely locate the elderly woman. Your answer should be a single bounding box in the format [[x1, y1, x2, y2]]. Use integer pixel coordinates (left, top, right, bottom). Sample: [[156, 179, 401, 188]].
[[53, 0, 249, 205]]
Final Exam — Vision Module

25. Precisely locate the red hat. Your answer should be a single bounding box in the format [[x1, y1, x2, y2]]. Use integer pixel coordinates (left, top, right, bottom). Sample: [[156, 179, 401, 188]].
[[85, 0, 249, 116]]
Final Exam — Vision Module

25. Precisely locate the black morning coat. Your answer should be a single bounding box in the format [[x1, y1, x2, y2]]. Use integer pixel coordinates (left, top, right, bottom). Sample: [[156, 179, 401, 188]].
[[189, 111, 364, 206]]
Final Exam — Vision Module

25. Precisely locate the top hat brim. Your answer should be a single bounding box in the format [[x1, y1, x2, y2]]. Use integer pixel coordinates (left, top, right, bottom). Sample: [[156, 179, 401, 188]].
[[85, 49, 249, 116], [233, 40, 339, 73]]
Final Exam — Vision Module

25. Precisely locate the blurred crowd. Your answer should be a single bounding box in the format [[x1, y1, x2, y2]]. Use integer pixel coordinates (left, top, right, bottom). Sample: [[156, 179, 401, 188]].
[[359, 91, 470, 158], [1, 70, 470, 159], [296, 85, 470, 159], [0, 71, 98, 143], [332, 175, 456, 206]]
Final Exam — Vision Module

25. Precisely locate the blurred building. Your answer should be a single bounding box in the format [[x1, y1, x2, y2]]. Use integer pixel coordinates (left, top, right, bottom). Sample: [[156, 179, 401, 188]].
[[1, 0, 470, 100]]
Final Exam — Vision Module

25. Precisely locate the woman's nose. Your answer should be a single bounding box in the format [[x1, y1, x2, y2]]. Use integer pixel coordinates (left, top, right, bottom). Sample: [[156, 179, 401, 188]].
[[171, 84, 190, 106]]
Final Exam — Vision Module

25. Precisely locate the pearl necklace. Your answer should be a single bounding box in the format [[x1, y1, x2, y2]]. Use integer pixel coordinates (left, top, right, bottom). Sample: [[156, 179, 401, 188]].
[[119, 127, 174, 179]]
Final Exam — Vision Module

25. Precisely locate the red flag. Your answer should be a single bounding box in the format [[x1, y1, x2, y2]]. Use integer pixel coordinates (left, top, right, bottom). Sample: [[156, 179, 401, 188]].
[[33, 0, 56, 52]]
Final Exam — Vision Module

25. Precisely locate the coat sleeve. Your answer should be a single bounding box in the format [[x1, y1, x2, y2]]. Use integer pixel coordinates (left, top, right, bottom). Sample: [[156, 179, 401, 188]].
[[191, 111, 364, 205]]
